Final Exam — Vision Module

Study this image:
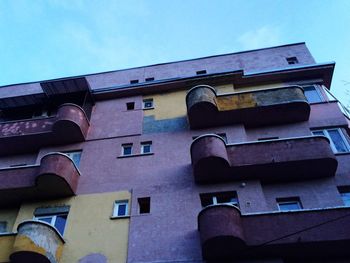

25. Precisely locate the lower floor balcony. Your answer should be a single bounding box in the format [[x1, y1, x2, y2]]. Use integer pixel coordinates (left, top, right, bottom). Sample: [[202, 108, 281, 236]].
[[191, 134, 338, 183], [10, 220, 64, 263], [0, 153, 80, 206], [198, 205, 350, 261]]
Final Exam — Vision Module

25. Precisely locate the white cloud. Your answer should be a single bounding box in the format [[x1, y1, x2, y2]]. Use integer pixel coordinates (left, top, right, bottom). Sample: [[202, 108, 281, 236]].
[[237, 25, 283, 50]]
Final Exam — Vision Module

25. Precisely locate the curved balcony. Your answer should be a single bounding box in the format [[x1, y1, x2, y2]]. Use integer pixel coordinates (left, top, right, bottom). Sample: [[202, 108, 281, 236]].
[[198, 206, 350, 260], [191, 134, 337, 183], [10, 220, 64, 263], [186, 85, 310, 129], [0, 153, 80, 206], [198, 204, 245, 260], [0, 103, 89, 156]]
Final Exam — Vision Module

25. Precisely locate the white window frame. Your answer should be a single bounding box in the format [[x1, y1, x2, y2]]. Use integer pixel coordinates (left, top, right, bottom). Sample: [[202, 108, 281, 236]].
[[211, 196, 238, 206], [143, 98, 154, 109], [141, 142, 152, 154], [312, 128, 350, 153], [113, 200, 129, 217], [34, 213, 68, 235], [121, 144, 133, 156]]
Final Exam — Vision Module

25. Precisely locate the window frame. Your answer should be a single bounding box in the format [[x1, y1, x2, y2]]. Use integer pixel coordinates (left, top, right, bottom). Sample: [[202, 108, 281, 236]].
[[113, 200, 129, 217], [277, 198, 302, 212], [62, 150, 82, 167], [141, 141, 152, 154], [312, 128, 350, 153], [34, 213, 68, 235], [200, 191, 239, 208], [143, 98, 154, 109], [302, 85, 324, 104], [121, 144, 133, 156]]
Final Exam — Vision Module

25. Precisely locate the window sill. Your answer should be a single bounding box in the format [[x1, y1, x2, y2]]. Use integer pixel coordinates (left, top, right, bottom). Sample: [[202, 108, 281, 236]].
[[143, 107, 155, 110], [335, 152, 350, 156], [0, 232, 16, 236], [110, 215, 130, 220], [117, 152, 154, 159]]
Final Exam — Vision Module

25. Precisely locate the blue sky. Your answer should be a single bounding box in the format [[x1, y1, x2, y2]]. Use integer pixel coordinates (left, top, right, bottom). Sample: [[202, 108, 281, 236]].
[[0, 0, 349, 105]]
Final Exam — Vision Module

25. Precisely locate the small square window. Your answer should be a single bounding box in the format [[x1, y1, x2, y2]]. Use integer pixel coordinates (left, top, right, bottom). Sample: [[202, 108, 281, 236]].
[[0, 221, 7, 233], [196, 70, 207, 75], [338, 186, 350, 207], [138, 197, 151, 214], [126, 102, 135, 110], [130, 79, 139, 84], [141, 142, 152, 154], [286, 57, 299, 65], [122, 144, 133, 156], [113, 200, 129, 217], [62, 151, 82, 167], [200, 191, 238, 207], [145, 77, 154, 82], [277, 197, 302, 211], [143, 99, 154, 109]]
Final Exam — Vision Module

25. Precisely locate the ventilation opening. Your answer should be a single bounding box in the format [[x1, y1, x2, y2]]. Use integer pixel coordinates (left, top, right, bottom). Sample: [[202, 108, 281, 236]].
[[196, 70, 207, 75], [126, 102, 135, 110], [138, 197, 151, 214], [130, 79, 139, 84], [286, 57, 299, 65], [145, 77, 155, 82]]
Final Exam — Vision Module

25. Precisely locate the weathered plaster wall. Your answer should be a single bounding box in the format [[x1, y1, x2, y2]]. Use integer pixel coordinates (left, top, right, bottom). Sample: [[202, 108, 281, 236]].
[[11, 191, 130, 263], [0, 234, 15, 262]]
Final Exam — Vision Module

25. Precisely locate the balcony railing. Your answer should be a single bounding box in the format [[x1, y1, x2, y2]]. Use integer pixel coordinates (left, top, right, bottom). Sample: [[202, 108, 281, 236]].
[[0, 152, 80, 206], [0, 103, 89, 155], [10, 220, 64, 263], [191, 134, 337, 183], [186, 85, 310, 129], [198, 205, 350, 260]]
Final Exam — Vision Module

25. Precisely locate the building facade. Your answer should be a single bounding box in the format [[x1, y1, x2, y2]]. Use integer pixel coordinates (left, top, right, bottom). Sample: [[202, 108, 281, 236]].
[[0, 42, 350, 263]]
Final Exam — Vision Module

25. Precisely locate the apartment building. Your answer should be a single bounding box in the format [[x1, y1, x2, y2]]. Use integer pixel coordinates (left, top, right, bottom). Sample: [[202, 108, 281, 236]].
[[0, 42, 350, 263]]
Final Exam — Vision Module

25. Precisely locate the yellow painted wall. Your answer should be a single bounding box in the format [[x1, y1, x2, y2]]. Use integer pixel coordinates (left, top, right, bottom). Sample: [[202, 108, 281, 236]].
[[9, 190, 131, 263], [233, 82, 284, 93], [0, 235, 15, 262]]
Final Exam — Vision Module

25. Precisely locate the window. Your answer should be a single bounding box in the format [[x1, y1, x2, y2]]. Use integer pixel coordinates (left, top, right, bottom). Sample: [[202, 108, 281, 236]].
[[126, 102, 135, 110], [122, 144, 133, 156], [35, 213, 68, 235], [277, 197, 302, 211], [143, 99, 154, 109], [286, 57, 299, 65], [141, 141, 152, 154], [130, 79, 139, 84], [0, 221, 7, 233], [138, 197, 151, 214], [312, 128, 350, 153], [200, 191, 238, 207], [113, 200, 129, 217], [196, 70, 207, 75], [303, 85, 323, 103], [145, 77, 154, 82], [62, 151, 82, 167], [338, 186, 350, 207]]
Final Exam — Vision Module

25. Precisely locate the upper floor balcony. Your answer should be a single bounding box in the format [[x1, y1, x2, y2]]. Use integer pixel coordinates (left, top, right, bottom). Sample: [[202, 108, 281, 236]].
[[198, 205, 350, 261], [186, 85, 310, 129], [0, 152, 80, 207], [191, 134, 337, 183], [10, 220, 64, 263]]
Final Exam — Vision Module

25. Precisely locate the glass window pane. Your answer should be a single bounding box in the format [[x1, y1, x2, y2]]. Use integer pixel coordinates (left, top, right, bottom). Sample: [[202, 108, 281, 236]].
[[123, 146, 132, 155], [312, 131, 324, 136], [55, 215, 67, 235], [328, 130, 348, 153], [37, 217, 53, 224], [142, 145, 151, 153], [278, 202, 301, 211], [341, 192, 350, 207], [72, 153, 81, 167], [118, 204, 127, 216], [303, 86, 322, 103]]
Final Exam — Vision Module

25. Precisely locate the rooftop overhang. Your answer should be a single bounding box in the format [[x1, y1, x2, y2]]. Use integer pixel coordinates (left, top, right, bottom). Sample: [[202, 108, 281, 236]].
[[40, 77, 92, 97], [93, 62, 335, 100]]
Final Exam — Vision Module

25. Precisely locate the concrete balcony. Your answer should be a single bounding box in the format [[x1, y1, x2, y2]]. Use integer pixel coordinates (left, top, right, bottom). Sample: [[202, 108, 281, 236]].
[[0, 153, 80, 206], [10, 220, 64, 263], [0, 103, 89, 155], [186, 85, 310, 129], [191, 134, 337, 183], [198, 205, 350, 261]]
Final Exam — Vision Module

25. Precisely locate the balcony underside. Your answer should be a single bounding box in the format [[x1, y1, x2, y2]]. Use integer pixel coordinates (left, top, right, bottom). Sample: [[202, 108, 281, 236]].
[[0, 104, 89, 156], [186, 85, 310, 129], [199, 205, 350, 261], [0, 153, 79, 207], [191, 135, 337, 183]]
